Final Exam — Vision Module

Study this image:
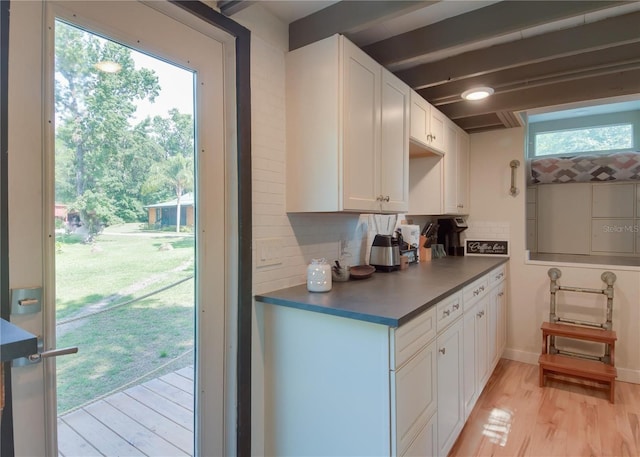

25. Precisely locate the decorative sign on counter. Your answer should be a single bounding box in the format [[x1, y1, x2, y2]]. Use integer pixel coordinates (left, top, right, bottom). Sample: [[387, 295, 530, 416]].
[[465, 240, 509, 256]]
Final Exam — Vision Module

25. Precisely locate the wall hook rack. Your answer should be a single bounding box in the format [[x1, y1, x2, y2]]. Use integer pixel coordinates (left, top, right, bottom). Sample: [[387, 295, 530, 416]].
[[509, 160, 520, 197]]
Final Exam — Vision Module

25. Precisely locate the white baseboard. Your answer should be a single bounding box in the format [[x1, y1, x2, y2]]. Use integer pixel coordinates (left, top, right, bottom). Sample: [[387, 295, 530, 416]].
[[502, 347, 640, 384], [502, 348, 539, 365]]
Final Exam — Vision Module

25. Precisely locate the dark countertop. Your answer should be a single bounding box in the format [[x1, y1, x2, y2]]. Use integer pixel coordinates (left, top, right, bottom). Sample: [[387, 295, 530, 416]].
[[1, 319, 38, 362], [255, 256, 508, 327]]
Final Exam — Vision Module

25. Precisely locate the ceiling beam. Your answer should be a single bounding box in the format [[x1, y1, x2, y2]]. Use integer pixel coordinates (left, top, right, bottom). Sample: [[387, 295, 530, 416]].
[[419, 42, 640, 106], [496, 111, 523, 129], [363, 1, 625, 68], [397, 10, 640, 90], [289, 1, 435, 51], [454, 113, 505, 131], [439, 68, 640, 120], [217, 0, 253, 17]]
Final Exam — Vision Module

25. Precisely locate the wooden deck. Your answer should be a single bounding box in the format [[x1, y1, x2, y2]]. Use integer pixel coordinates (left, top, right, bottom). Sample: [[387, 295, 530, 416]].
[[58, 366, 194, 457]]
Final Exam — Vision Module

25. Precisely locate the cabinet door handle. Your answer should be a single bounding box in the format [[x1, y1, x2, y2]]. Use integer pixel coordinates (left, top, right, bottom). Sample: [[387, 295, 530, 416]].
[[439, 347, 446, 355], [457, 204, 464, 208], [498, 292, 504, 297], [384, 195, 390, 202]]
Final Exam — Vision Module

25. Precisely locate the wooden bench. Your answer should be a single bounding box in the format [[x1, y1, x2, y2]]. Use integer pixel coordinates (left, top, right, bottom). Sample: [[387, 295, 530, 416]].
[[539, 322, 617, 403]]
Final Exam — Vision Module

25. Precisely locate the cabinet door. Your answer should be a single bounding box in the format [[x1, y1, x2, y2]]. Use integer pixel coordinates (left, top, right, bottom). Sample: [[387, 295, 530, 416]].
[[493, 282, 507, 362], [456, 129, 470, 213], [443, 123, 458, 214], [592, 183, 635, 218], [537, 183, 591, 254], [437, 318, 464, 457], [410, 90, 430, 147], [394, 341, 437, 456], [487, 291, 498, 371], [342, 39, 380, 211], [475, 298, 489, 393], [381, 70, 410, 212], [402, 412, 437, 457], [429, 106, 446, 154], [462, 307, 477, 420]]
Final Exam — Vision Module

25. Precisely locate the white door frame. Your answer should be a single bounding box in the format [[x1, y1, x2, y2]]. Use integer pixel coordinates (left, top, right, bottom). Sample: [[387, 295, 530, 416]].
[[8, 1, 239, 455]]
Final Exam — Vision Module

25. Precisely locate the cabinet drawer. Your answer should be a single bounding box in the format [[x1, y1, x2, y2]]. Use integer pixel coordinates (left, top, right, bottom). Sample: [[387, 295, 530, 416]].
[[436, 292, 462, 332], [462, 276, 488, 310], [393, 306, 436, 369], [488, 265, 506, 287]]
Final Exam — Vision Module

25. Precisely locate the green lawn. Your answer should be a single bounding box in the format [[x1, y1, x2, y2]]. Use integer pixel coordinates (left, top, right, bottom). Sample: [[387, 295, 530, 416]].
[[55, 224, 195, 413], [55, 225, 194, 320]]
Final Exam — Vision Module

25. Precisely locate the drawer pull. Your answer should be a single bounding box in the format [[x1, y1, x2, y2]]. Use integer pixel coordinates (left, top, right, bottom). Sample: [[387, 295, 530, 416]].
[[473, 289, 479, 296], [452, 303, 459, 311], [439, 347, 446, 355], [442, 309, 450, 317]]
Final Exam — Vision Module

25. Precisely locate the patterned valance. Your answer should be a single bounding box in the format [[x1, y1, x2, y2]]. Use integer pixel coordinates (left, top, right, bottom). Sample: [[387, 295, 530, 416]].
[[529, 151, 640, 184]]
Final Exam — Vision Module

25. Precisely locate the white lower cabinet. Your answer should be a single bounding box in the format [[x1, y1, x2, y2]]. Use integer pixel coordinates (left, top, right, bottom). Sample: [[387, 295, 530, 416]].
[[436, 317, 464, 457], [462, 266, 507, 423], [262, 263, 508, 457]]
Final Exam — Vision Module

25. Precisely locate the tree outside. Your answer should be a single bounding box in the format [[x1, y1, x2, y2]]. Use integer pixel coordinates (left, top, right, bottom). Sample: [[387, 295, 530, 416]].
[[534, 124, 633, 157], [55, 20, 195, 236]]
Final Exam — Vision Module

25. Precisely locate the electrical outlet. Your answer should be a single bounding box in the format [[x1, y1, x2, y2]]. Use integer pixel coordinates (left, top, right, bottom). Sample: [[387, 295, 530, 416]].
[[256, 238, 284, 267]]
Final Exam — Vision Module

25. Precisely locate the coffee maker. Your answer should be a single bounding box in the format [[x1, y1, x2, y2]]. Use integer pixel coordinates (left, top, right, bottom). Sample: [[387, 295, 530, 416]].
[[437, 216, 468, 256]]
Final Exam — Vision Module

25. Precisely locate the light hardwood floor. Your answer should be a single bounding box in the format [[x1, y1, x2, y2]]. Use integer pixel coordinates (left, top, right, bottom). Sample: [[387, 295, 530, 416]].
[[449, 359, 640, 457]]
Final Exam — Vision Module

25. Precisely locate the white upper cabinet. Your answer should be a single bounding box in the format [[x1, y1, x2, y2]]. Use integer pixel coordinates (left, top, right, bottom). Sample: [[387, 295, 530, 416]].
[[443, 124, 470, 214], [410, 89, 446, 155], [286, 34, 409, 213]]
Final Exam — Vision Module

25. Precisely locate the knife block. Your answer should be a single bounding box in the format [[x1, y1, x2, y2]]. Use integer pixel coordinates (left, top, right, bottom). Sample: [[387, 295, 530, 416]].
[[419, 235, 431, 262]]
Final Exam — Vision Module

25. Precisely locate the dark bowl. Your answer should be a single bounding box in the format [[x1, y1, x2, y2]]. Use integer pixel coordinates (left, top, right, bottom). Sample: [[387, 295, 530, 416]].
[[349, 265, 375, 280]]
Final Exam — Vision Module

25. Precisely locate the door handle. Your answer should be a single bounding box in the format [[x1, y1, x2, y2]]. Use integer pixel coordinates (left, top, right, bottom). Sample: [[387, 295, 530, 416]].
[[28, 346, 78, 362], [13, 336, 78, 367]]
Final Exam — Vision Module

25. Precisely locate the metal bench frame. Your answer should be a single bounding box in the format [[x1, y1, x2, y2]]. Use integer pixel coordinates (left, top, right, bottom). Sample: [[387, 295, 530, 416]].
[[546, 268, 616, 364]]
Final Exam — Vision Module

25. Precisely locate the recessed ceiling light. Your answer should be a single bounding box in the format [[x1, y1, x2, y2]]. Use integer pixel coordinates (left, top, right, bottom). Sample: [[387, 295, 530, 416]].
[[461, 86, 494, 101], [94, 61, 122, 73]]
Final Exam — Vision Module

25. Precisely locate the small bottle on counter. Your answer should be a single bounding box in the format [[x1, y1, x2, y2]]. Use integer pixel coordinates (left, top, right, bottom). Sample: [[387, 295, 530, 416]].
[[307, 258, 332, 292]]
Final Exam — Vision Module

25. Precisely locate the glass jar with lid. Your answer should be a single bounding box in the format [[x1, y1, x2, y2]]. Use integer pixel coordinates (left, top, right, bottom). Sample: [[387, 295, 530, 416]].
[[306, 258, 332, 292]]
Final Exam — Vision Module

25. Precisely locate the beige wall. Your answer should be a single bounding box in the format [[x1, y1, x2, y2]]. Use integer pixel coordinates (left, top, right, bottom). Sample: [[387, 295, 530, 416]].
[[469, 127, 640, 384]]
